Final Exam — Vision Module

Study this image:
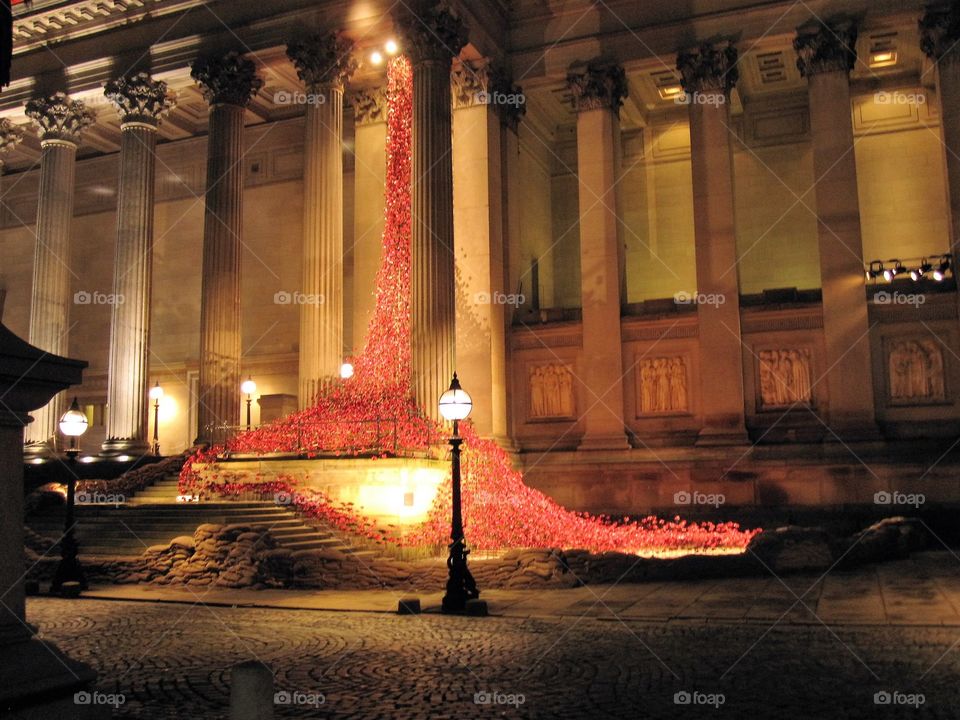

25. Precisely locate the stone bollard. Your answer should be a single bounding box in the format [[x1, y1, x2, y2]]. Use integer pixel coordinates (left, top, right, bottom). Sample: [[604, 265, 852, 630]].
[[397, 597, 421, 615], [230, 660, 274, 720]]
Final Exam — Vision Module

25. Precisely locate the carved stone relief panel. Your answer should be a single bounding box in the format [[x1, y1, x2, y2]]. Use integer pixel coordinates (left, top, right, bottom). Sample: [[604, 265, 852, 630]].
[[528, 363, 575, 420], [887, 339, 946, 404], [638, 357, 688, 414], [758, 349, 813, 409]]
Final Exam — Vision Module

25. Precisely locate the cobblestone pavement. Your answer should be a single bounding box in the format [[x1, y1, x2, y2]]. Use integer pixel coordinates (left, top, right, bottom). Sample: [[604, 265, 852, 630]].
[[27, 597, 960, 719]]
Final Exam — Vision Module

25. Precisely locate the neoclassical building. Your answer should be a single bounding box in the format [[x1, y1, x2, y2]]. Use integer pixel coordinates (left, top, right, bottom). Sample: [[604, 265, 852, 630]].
[[3, 0, 960, 508]]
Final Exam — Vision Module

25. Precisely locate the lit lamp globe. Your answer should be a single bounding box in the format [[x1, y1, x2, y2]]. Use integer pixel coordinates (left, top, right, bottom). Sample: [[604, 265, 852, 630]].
[[241, 377, 257, 396], [438, 373, 472, 424], [149, 382, 164, 401], [340, 361, 354, 380], [59, 398, 88, 439]]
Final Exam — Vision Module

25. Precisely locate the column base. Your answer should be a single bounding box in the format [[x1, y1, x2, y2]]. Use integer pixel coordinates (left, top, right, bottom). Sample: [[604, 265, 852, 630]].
[[0, 636, 103, 718], [695, 426, 750, 447], [22, 442, 55, 460], [578, 433, 631, 451], [99, 438, 151, 457]]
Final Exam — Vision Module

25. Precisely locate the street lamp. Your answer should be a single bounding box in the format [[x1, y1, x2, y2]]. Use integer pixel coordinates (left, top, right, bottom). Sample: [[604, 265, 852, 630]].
[[438, 373, 480, 613], [149, 382, 163, 456], [52, 397, 88, 594], [241, 376, 257, 431]]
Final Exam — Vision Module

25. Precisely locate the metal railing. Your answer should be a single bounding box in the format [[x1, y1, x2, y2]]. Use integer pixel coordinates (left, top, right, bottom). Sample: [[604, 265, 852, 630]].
[[200, 417, 400, 457]]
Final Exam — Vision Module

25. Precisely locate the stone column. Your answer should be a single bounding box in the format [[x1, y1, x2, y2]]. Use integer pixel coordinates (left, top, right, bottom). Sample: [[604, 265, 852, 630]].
[[397, 3, 468, 420], [287, 33, 357, 408], [451, 59, 513, 443], [677, 43, 748, 445], [922, 7, 960, 298], [22, 94, 94, 454], [191, 53, 262, 445], [101, 74, 175, 455], [795, 20, 878, 438], [351, 86, 388, 353], [567, 63, 630, 450]]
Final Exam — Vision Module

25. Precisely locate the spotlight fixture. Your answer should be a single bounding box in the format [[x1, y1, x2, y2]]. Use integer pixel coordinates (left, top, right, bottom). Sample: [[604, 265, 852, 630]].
[[934, 254, 952, 282], [910, 258, 932, 281], [866, 260, 885, 281], [881, 260, 906, 282], [370, 50, 384, 65]]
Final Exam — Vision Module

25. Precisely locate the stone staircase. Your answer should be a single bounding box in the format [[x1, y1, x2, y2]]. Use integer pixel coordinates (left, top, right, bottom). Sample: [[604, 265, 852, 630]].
[[27, 473, 376, 560]]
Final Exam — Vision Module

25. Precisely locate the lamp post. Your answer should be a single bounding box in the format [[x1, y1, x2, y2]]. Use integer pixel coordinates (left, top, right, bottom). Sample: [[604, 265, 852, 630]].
[[241, 376, 257, 431], [52, 397, 88, 594], [149, 381, 163, 455], [438, 373, 480, 613]]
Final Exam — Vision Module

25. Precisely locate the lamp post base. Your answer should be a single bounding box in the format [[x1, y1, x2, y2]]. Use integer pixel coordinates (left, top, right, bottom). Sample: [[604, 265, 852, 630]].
[[441, 538, 480, 614], [51, 534, 86, 594]]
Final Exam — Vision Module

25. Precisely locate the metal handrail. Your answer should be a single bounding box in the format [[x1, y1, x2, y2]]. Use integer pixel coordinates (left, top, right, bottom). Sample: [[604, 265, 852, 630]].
[[200, 417, 401, 456]]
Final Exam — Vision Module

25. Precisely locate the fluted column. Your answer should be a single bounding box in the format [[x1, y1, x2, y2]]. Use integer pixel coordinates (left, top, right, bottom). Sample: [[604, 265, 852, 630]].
[[287, 33, 357, 408], [678, 43, 748, 445], [191, 53, 262, 445], [451, 59, 517, 443], [921, 7, 960, 308], [566, 63, 630, 450], [795, 20, 878, 438], [352, 86, 389, 353], [22, 94, 94, 454], [397, 4, 468, 419], [101, 74, 175, 455]]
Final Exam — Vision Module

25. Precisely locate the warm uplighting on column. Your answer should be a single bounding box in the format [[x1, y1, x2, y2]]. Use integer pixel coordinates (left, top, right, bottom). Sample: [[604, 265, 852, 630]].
[[149, 382, 163, 456], [241, 376, 257, 431], [54, 397, 88, 595], [438, 373, 483, 615]]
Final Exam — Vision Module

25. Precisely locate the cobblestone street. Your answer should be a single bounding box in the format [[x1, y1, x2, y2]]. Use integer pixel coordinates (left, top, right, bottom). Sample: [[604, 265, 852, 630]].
[[27, 593, 960, 719]]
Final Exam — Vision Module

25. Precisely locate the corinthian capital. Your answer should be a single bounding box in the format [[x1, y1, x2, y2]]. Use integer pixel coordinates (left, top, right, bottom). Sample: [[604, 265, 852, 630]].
[[0, 118, 24, 154], [286, 32, 358, 91], [395, 3, 468, 63], [104, 73, 176, 126], [191, 51, 263, 107], [25, 93, 96, 145], [566, 62, 628, 114], [920, 6, 960, 64], [677, 42, 739, 95], [794, 18, 858, 77], [352, 86, 388, 125]]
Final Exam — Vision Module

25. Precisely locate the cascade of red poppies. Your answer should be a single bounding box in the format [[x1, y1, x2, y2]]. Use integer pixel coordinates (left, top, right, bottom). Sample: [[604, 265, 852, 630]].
[[179, 56, 759, 554]]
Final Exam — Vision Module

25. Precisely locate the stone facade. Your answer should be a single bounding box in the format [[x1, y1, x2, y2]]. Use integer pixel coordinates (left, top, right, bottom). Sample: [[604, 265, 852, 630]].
[[1, 1, 959, 497]]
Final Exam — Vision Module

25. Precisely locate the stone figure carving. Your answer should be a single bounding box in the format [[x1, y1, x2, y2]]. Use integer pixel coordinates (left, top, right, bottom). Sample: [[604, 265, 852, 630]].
[[888, 339, 946, 403], [529, 363, 575, 419], [639, 357, 688, 414], [758, 349, 813, 408]]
